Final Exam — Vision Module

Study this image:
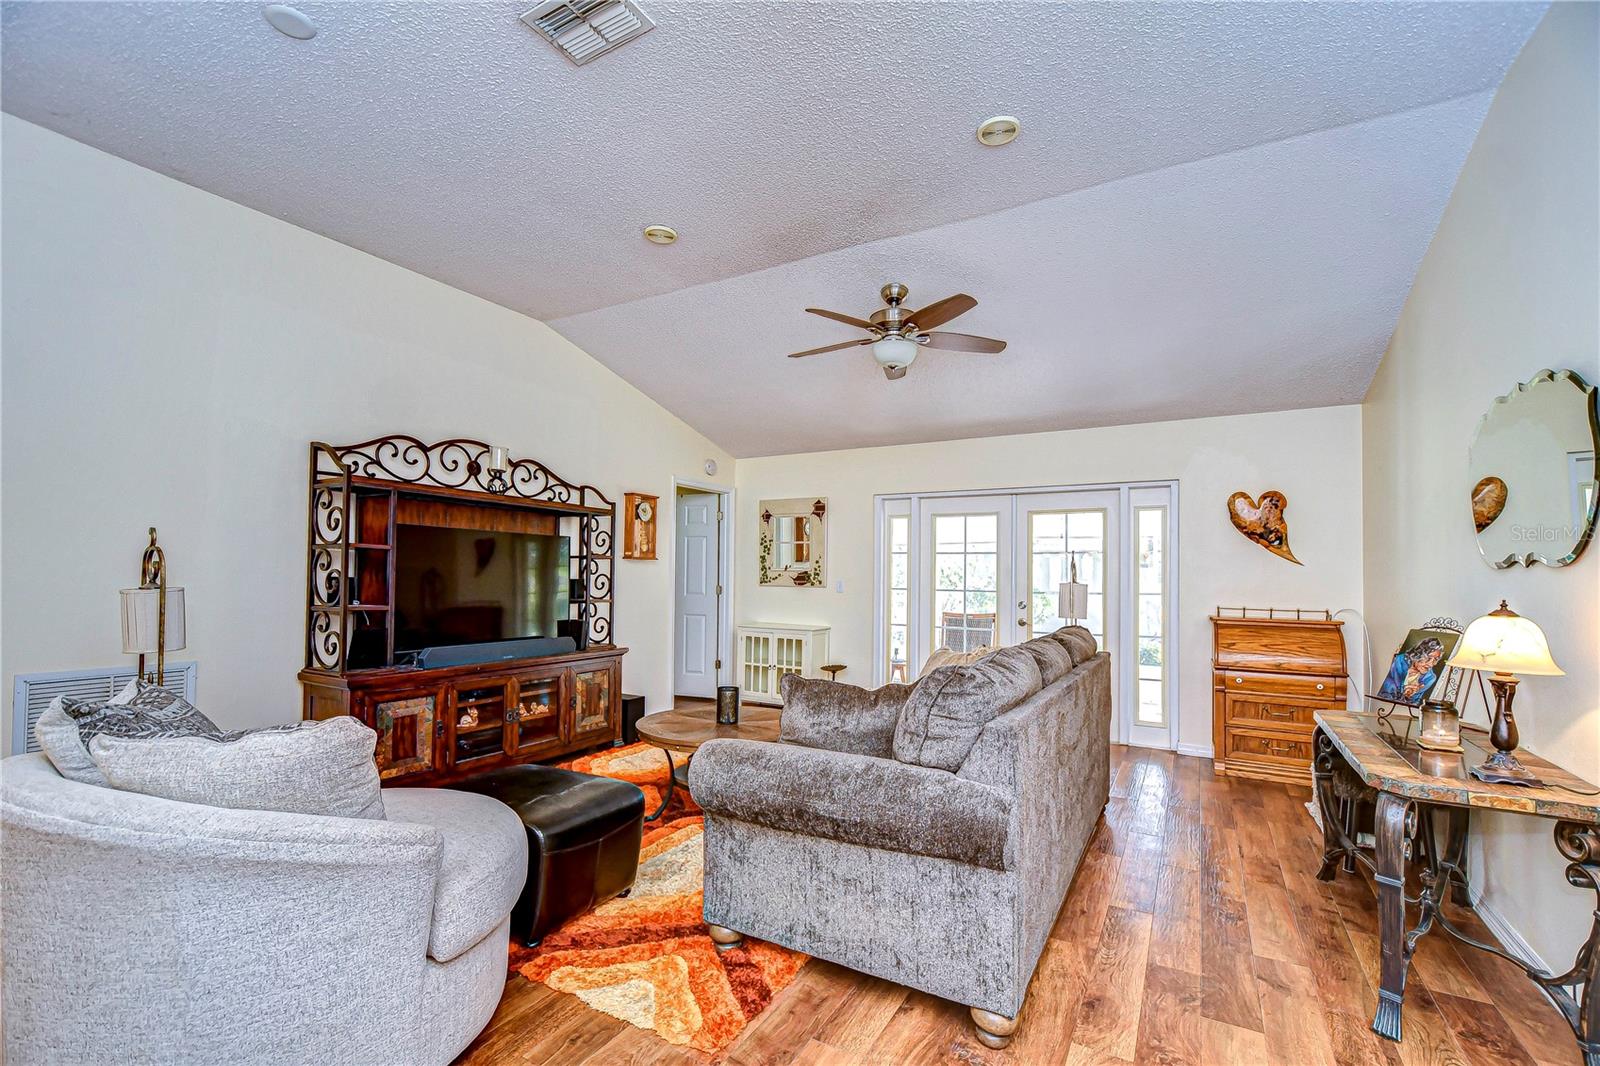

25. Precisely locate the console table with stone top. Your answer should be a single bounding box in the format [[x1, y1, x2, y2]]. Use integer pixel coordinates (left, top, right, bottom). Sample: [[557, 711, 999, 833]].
[[1312, 710, 1600, 1066]]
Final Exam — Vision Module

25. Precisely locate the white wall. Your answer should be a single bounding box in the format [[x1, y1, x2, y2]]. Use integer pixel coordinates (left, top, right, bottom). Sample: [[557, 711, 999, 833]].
[[0, 116, 733, 751], [1362, 3, 1599, 967], [735, 405, 1365, 754]]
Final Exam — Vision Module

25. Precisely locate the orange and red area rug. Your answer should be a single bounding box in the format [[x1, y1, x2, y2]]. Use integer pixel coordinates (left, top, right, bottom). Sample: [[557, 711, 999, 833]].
[[506, 742, 808, 1056]]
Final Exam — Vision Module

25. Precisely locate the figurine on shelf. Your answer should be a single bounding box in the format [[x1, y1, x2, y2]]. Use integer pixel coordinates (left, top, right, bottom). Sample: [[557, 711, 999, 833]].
[[458, 708, 478, 729]]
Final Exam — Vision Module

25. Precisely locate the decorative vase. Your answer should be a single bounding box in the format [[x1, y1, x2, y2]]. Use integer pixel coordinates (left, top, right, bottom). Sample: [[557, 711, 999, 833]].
[[716, 686, 740, 725]]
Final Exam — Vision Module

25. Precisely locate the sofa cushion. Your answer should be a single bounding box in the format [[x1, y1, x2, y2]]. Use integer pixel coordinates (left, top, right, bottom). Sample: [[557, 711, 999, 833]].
[[89, 716, 386, 820], [779, 674, 911, 759], [1048, 626, 1098, 665], [893, 646, 1042, 772], [35, 682, 221, 786], [384, 788, 529, 963], [1019, 636, 1075, 685], [690, 739, 1014, 870]]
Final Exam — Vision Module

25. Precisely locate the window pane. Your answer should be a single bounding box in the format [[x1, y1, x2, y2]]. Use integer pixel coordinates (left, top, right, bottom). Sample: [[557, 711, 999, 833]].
[[890, 555, 908, 589], [966, 553, 997, 591], [935, 515, 966, 551], [938, 589, 965, 618], [936, 553, 966, 590], [1138, 635, 1163, 669], [966, 590, 997, 614], [891, 589, 908, 626], [1139, 595, 1163, 637], [1137, 679, 1163, 724], [890, 516, 909, 553], [1031, 513, 1065, 553], [966, 514, 998, 550]]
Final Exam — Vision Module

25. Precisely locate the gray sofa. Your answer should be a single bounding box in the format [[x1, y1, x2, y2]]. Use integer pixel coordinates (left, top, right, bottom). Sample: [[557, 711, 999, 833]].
[[1, 753, 526, 1066], [691, 628, 1112, 1049]]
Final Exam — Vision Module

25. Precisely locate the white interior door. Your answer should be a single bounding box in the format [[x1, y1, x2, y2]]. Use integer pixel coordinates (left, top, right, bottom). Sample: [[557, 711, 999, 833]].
[[674, 493, 718, 697], [916, 498, 1014, 672]]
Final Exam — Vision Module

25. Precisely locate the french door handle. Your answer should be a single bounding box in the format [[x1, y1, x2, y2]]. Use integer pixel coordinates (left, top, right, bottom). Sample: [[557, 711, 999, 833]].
[[1017, 618, 1029, 627]]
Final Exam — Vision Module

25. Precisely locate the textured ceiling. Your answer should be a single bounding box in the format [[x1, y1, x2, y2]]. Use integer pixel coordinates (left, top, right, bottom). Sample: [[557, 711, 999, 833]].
[[1, 2, 1544, 455]]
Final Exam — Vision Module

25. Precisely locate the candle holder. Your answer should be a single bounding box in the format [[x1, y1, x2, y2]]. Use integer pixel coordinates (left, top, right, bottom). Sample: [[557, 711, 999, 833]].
[[716, 686, 740, 725], [1417, 698, 1463, 753]]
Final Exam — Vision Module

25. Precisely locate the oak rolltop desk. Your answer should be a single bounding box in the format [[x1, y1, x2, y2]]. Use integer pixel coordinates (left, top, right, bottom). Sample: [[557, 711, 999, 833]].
[[1211, 609, 1347, 783]]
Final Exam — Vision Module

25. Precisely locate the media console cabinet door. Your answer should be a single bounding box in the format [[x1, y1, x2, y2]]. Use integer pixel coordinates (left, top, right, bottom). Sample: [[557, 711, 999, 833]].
[[511, 673, 564, 756], [373, 694, 438, 780], [571, 663, 618, 744]]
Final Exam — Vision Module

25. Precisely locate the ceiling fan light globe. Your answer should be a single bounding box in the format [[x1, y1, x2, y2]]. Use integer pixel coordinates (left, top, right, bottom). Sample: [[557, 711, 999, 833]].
[[872, 335, 920, 371]]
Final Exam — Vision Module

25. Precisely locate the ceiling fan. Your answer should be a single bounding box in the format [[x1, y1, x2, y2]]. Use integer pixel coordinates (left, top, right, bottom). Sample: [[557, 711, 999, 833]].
[[787, 282, 1007, 380]]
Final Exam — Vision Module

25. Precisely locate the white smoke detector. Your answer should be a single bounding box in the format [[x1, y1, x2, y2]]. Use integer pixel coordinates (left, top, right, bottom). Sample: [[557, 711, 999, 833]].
[[522, 1, 655, 66]]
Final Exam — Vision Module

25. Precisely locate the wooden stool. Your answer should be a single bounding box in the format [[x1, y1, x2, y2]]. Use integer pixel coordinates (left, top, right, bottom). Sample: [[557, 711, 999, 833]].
[[821, 664, 846, 681]]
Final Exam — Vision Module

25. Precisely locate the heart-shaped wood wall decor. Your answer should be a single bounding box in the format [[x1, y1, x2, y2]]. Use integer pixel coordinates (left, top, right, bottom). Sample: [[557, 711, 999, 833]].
[[1227, 490, 1301, 565]]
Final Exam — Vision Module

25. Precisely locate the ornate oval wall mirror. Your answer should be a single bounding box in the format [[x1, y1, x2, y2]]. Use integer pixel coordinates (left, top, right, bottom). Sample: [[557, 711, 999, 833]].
[[1468, 369, 1598, 568]]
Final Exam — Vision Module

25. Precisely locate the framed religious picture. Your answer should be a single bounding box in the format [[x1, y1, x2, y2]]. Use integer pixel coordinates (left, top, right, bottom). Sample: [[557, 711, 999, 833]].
[[1374, 624, 1463, 709]]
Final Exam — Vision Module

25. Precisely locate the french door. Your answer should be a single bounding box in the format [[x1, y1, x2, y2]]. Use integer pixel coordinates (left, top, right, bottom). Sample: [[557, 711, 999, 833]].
[[880, 483, 1176, 749]]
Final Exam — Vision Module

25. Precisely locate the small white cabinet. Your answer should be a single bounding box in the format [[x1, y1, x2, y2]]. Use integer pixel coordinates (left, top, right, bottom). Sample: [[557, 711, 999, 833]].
[[737, 623, 831, 704]]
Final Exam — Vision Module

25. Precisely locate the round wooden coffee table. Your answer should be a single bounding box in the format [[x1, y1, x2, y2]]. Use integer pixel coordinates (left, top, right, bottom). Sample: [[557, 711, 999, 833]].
[[635, 705, 780, 821]]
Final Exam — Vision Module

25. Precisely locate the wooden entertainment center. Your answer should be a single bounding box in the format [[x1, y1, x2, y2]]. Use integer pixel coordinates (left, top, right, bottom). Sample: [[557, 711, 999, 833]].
[[298, 436, 626, 787]]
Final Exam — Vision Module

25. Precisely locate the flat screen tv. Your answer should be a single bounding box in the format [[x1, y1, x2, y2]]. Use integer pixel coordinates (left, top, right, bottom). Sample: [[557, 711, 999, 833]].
[[393, 525, 570, 653]]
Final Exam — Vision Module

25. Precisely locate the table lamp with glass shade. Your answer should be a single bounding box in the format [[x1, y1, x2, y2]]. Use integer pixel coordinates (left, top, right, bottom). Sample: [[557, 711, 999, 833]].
[[119, 527, 185, 687], [1445, 600, 1563, 786]]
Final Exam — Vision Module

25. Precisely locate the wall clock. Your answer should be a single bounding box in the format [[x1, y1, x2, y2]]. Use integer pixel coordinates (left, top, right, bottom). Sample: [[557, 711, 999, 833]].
[[623, 492, 658, 560]]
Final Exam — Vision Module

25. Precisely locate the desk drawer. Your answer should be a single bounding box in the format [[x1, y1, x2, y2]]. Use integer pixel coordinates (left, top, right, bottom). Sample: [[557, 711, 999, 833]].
[[1225, 696, 1316, 731], [1218, 669, 1343, 700], [1224, 726, 1314, 771]]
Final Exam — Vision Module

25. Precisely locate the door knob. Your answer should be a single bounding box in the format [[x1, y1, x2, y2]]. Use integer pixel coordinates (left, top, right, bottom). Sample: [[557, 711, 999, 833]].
[[1018, 618, 1029, 627]]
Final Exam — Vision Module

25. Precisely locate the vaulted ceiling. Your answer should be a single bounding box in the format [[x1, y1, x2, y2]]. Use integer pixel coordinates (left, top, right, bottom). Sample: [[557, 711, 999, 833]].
[[1, 2, 1545, 455]]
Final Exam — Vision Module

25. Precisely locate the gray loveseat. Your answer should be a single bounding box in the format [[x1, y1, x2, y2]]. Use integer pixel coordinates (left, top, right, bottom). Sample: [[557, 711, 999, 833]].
[[1, 753, 526, 1065], [691, 627, 1112, 1049]]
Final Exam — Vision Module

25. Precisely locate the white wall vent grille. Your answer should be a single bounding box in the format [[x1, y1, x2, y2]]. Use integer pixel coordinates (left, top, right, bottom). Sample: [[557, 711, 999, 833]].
[[521, 0, 654, 66], [10, 662, 197, 755]]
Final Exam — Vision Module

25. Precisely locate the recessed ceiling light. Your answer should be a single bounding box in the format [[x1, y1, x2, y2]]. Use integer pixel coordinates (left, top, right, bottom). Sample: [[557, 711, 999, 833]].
[[976, 115, 1021, 147], [643, 225, 678, 245], [262, 4, 317, 40]]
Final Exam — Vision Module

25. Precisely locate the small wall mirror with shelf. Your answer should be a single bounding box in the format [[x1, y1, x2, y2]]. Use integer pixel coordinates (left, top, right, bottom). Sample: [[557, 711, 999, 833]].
[[758, 497, 827, 587], [1468, 369, 1598, 568]]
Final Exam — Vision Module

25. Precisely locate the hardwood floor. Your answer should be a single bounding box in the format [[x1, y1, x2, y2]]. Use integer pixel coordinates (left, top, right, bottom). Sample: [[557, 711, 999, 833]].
[[457, 744, 1581, 1066]]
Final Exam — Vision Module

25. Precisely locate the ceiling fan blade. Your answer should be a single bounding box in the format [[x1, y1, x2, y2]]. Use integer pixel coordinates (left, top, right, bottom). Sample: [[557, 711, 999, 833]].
[[920, 331, 1007, 354], [805, 307, 878, 331], [787, 338, 872, 359], [904, 293, 977, 331], [883, 364, 909, 381]]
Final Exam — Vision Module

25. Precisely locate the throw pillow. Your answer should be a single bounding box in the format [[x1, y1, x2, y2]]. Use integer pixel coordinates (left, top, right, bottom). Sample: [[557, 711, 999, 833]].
[[1019, 635, 1075, 685], [893, 645, 1043, 772], [35, 682, 221, 786], [88, 716, 386, 820], [779, 674, 912, 759], [919, 645, 993, 675]]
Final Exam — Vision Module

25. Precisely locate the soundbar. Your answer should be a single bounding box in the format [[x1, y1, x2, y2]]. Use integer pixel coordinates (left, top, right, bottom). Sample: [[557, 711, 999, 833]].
[[412, 636, 578, 670]]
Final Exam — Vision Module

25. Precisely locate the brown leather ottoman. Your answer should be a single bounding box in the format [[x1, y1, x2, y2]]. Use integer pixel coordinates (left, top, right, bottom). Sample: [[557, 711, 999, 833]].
[[452, 764, 644, 947]]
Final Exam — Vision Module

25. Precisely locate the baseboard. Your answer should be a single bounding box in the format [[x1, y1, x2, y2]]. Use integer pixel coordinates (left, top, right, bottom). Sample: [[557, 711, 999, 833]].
[[1176, 742, 1214, 759], [1471, 889, 1550, 973]]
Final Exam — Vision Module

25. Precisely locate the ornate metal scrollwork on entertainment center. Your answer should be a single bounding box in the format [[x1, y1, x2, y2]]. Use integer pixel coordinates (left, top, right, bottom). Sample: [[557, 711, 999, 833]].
[[303, 435, 616, 673]]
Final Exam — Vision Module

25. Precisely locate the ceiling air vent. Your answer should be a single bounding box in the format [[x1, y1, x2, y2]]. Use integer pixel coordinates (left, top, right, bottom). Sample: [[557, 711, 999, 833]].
[[521, 0, 655, 66]]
